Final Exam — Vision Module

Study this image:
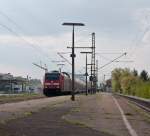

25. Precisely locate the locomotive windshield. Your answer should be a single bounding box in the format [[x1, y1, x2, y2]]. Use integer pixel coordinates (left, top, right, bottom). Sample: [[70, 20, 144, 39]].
[[45, 73, 60, 80]]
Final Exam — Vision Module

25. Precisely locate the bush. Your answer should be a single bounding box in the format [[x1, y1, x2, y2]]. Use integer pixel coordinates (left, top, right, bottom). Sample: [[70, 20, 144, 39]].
[[111, 68, 150, 99]]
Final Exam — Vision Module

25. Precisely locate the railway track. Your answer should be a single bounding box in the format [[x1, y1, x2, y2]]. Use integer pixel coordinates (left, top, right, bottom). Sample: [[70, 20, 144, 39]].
[[115, 93, 150, 113]]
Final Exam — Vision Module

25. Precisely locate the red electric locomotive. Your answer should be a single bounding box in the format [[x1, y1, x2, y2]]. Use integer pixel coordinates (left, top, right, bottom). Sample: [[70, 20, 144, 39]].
[[43, 71, 71, 96]]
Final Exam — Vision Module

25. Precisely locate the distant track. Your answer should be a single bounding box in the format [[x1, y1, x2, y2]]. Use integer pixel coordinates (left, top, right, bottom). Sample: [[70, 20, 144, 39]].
[[115, 93, 150, 113]]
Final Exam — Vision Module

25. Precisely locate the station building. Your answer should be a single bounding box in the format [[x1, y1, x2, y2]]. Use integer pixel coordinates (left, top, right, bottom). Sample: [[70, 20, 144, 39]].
[[0, 73, 42, 93]]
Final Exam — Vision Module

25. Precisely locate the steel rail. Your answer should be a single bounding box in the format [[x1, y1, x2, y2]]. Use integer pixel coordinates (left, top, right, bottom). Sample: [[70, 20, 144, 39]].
[[115, 93, 150, 113]]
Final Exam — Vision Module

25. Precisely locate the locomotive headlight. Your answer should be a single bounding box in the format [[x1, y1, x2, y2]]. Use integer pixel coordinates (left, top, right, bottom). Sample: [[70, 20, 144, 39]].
[[45, 83, 51, 85]]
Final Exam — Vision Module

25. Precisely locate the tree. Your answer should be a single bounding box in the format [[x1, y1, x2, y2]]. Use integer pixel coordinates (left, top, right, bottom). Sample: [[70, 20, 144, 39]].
[[106, 79, 111, 87], [121, 75, 137, 95], [132, 69, 138, 77], [111, 68, 150, 98], [111, 68, 123, 92], [140, 70, 149, 81]]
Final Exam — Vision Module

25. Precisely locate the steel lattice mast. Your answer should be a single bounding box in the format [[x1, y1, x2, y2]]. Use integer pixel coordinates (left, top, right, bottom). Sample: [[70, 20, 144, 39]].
[[90, 32, 96, 93]]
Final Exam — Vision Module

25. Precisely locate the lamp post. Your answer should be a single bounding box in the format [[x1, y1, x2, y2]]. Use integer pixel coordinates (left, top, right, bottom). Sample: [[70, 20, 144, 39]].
[[80, 52, 92, 95], [62, 22, 85, 101]]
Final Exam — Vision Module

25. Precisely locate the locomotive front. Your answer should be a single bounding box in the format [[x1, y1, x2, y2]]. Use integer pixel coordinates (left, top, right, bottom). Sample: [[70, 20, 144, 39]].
[[43, 71, 64, 96]]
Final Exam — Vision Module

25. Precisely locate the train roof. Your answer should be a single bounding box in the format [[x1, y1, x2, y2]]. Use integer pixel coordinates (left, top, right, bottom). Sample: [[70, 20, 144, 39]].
[[45, 71, 70, 78], [45, 71, 84, 84], [45, 71, 60, 74]]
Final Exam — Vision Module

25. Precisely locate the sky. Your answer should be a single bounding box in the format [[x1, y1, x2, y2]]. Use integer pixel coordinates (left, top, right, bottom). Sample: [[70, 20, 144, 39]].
[[0, 0, 150, 82]]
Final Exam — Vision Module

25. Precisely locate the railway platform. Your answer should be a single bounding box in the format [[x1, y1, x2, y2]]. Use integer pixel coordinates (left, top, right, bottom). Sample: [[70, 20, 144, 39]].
[[0, 93, 149, 136]]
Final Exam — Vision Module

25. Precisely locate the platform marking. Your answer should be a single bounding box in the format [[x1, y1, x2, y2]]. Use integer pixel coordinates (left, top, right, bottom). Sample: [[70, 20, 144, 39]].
[[112, 96, 138, 136]]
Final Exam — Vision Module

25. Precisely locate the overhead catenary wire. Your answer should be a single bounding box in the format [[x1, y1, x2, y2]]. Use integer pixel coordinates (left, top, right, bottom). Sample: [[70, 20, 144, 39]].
[[0, 10, 94, 75], [57, 52, 87, 75], [57, 52, 72, 65], [0, 9, 45, 51], [32, 63, 48, 72], [129, 26, 150, 57], [0, 10, 25, 32], [0, 10, 89, 77], [0, 10, 61, 68], [96, 52, 124, 55], [128, 12, 150, 59], [0, 22, 52, 60], [99, 52, 127, 70], [97, 54, 133, 63]]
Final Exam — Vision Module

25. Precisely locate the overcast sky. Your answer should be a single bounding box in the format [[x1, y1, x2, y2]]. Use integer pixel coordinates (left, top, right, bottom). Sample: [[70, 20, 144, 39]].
[[0, 0, 150, 81]]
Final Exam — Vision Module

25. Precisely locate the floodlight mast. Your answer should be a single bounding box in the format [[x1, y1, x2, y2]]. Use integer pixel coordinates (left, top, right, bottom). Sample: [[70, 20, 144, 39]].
[[62, 22, 85, 101]]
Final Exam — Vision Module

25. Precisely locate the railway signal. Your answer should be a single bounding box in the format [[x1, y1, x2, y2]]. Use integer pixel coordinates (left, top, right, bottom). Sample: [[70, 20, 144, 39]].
[[62, 22, 85, 101]]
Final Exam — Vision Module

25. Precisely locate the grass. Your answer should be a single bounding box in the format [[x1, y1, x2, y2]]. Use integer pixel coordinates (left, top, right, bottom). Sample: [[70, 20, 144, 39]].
[[105, 112, 112, 115], [0, 111, 36, 126], [70, 108, 80, 113], [104, 116, 112, 119], [100, 130, 117, 136], [71, 121, 88, 127], [63, 116, 115, 136], [62, 116, 89, 128], [24, 111, 35, 117], [0, 93, 45, 104], [125, 112, 133, 116], [0, 120, 6, 125]]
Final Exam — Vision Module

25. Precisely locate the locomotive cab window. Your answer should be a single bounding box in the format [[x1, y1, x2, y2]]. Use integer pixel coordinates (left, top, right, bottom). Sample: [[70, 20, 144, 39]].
[[45, 73, 60, 80]]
